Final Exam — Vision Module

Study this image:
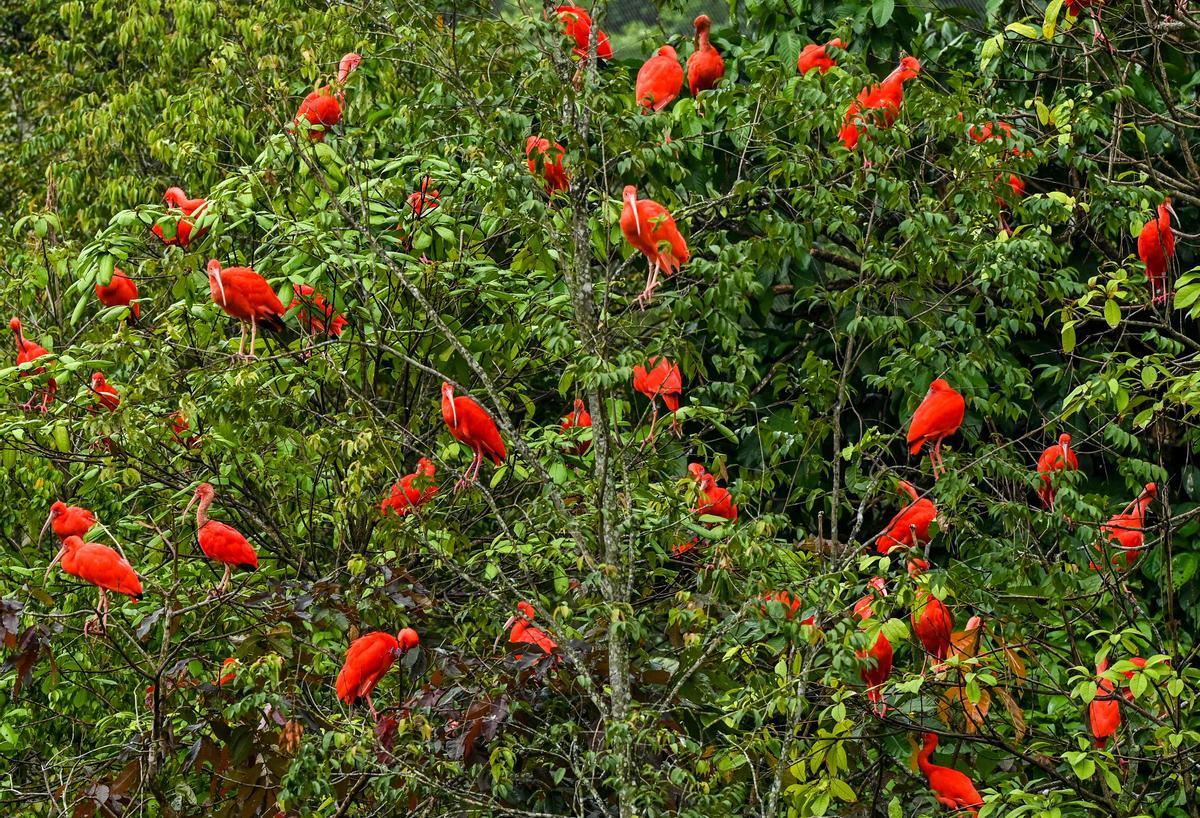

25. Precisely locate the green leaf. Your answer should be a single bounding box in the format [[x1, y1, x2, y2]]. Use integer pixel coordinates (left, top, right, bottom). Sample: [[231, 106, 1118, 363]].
[[1043, 0, 1064, 39], [1103, 299, 1120, 328], [829, 779, 856, 802], [98, 254, 115, 287], [1006, 22, 1042, 39], [872, 0, 895, 27], [1062, 322, 1077, 354]]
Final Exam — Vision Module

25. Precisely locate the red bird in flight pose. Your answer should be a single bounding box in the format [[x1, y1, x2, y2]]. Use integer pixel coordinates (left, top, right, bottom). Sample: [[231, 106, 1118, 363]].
[[636, 46, 683, 112], [797, 38, 844, 75], [911, 589, 953, 666], [555, 5, 612, 62], [89, 372, 120, 412], [686, 16, 724, 98], [380, 457, 439, 517], [46, 535, 142, 634], [288, 284, 347, 338], [561, 398, 592, 454], [620, 186, 690, 307], [40, 501, 96, 543], [10, 317, 56, 411], [441, 382, 506, 489], [907, 378, 965, 478], [632, 356, 682, 444], [184, 483, 259, 595], [839, 56, 921, 151], [295, 52, 361, 141], [336, 627, 419, 719], [205, 260, 286, 359], [152, 187, 209, 247], [526, 136, 569, 195], [500, 601, 558, 663], [876, 480, 936, 554], [1036, 433, 1079, 510], [1094, 483, 1157, 570], [917, 732, 984, 815], [94, 268, 139, 322], [1138, 199, 1177, 304]]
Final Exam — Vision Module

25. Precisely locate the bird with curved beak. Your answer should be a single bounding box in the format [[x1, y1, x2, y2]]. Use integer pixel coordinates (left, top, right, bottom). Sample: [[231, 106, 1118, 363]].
[[45, 535, 143, 635]]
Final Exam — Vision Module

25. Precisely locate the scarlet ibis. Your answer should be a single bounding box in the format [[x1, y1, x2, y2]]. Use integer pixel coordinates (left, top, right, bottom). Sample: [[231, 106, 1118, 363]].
[[761, 590, 802, 619], [907, 378, 965, 478], [876, 480, 936, 554], [294, 52, 361, 141], [1094, 483, 1157, 570], [40, 501, 96, 544], [632, 356, 682, 444], [407, 177, 441, 219], [686, 16, 724, 98], [500, 601, 558, 661], [288, 284, 347, 338], [917, 732, 984, 815], [555, 5, 612, 61], [1121, 657, 1148, 700], [797, 38, 844, 75], [560, 398, 592, 454], [380, 457, 438, 517], [1036, 433, 1079, 510], [9, 317, 56, 411], [636, 46, 683, 112], [858, 631, 893, 715], [205, 260, 286, 359], [440, 382, 506, 489], [152, 187, 209, 247], [619, 186, 690, 307], [46, 535, 143, 634], [693, 468, 738, 522], [1089, 658, 1121, 749], [526, 136, 569, 195], [89, 372, 119, 412], [217, 657, 239, 686], [911, 589, 953, 665], [170, 411, 200, 449], [336, 627, 420, 719], [94, 268, 140, 322], [184, 483, 259, 594], [853, 576, 888, 620], [839, 56, 921, 151], [1138, 199, 1177, 304]]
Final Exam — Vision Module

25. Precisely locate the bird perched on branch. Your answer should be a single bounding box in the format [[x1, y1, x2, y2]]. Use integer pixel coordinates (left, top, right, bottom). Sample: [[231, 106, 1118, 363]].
[[1138, 199, 1177, 304], [10, 317, 56, 411], [40, 501, 96, 543], [839, 56, 921, 151], [295, 52, 361, 141], [636, 46, 683, 113], [906, 378, 965, 479], [797, 38, 844, 75], [1036, 433, 1079, 510], [917, 732, 984, 815], [632, 356, 682, 445], [336, 628, 420, 719], [1093, 483, 1157, 570], [380, 458, 439, 517], [620, 186, 689, 307], [686, 16, 724, 99], [46, 535, 142, 635], [152, 187, 209, 247], [94, 268, 139, 322], [205, 260, 286, 359], [184, 483, 259, 595], [876, 480, 936, 554], [441, 382, 506, 489]]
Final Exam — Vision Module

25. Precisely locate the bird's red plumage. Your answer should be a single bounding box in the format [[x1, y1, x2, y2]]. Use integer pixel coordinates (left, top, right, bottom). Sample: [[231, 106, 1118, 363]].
[[1089, 659, 1120, 749], [198, 519, 259, 570], [57, 536, 143, 599], [858, 631, 893, 714], [620, 190, 690, 282], [1036, 434, 1079, 509], [207, 262, 286, 330], [907, 378, 965, 455], [797, 38, 844, 75], [336, 632, 399, 704], [381, 458, 438, 516], [48, 501, 96, 540], [636, 46, 683, 112], [555, 5, 613, 61], [912, 591, 953, 662], [839, 56, 921, 150], [296, 89, 342, 140], [694, 473, 738, 522], [507, 602, 558, 660], [91, 373, 120, 412], [1095, 484, 1156, 569], [632, 357, 682, 411], [875, 480, 935, 553], [289, 284, 347, 337], [526, 136, 569, 195], [94, 269, 140, 320], [686, 16, 724, 97], [917, 733, 984, 815], [1138, 203, 1176, 299], [560, 398, 592, 454], [442, 387, 506, 465]]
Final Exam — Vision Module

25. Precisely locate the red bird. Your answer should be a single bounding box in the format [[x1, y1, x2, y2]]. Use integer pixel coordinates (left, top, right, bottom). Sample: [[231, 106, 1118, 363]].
[[89, 372, 120, 412], [294, 52, 362, 141], [907, 378, 965, 478], [380, 457, 439, 517], [501, 601, 558, 662], [46, 535, 143, 634], [526, 136, 569, 195], [858, 631, 893, 715], [10, 317, 56, 411], [407, 177, 441, 219], [693, 468, 738, 522], [854, 576, 888, 620], [336, 627, 420, 718], [917, 732, 984, 815], [839, 56, 921, 151], [797, 37, 844, 75], [632, 356, 682, 444], [1036, 433, 1079, 510], [441, 381, 506, 489], [184, 483, 259, 594], [1094, 483, 1157, 570], [912, 589, 953, 665], [1138, 199, 1177, 304], [217, 657, 239, 686], [636, 46, 683, 112], [1089, 658, 1121, 749], [555, 5, 612, 61], [205, 260, 286, 359], [620, 186, 690, 307], [686, 16, 724, 98], [761, 590, 802, 619], [94, 268, 140, 322], [561, 398, 592, 454], [288, 284, 347, 338], [1121, 657, 1147, 700], [876, 480, 936, 554], [170, 411, 201, 449], [152, 187, 209, 247], [39, 501, 96, 543]]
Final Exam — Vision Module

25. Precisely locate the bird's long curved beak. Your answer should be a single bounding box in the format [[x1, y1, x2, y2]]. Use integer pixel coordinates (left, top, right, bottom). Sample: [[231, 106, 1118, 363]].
[[212, 270, 226, 306], [182, 493, 197, 520], [494, 616, 517, 651], [1062, 442, 1070, 463], [626, 191, 640, 235], [45, 544, 66, 582], [447, 388, 458, 427], [38, 512, 53, 546], [1167, 203, 1179, 224]]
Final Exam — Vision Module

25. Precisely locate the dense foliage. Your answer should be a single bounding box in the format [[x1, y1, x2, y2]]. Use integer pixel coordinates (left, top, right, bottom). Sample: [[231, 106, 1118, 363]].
[[3, 1, 1199, 816]]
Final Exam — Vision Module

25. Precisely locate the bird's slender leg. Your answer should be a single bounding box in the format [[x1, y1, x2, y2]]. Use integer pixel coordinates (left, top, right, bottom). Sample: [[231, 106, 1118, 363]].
[[236, 324, 246, 357], [220, 564, 232, 594], [470, 449, 483, 482], [933, 438, 945, 478], [928, 449, 938, 478], [249, 319, 259, 359], [642, 400, 660, 449], [367, 695, 378, 721]]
